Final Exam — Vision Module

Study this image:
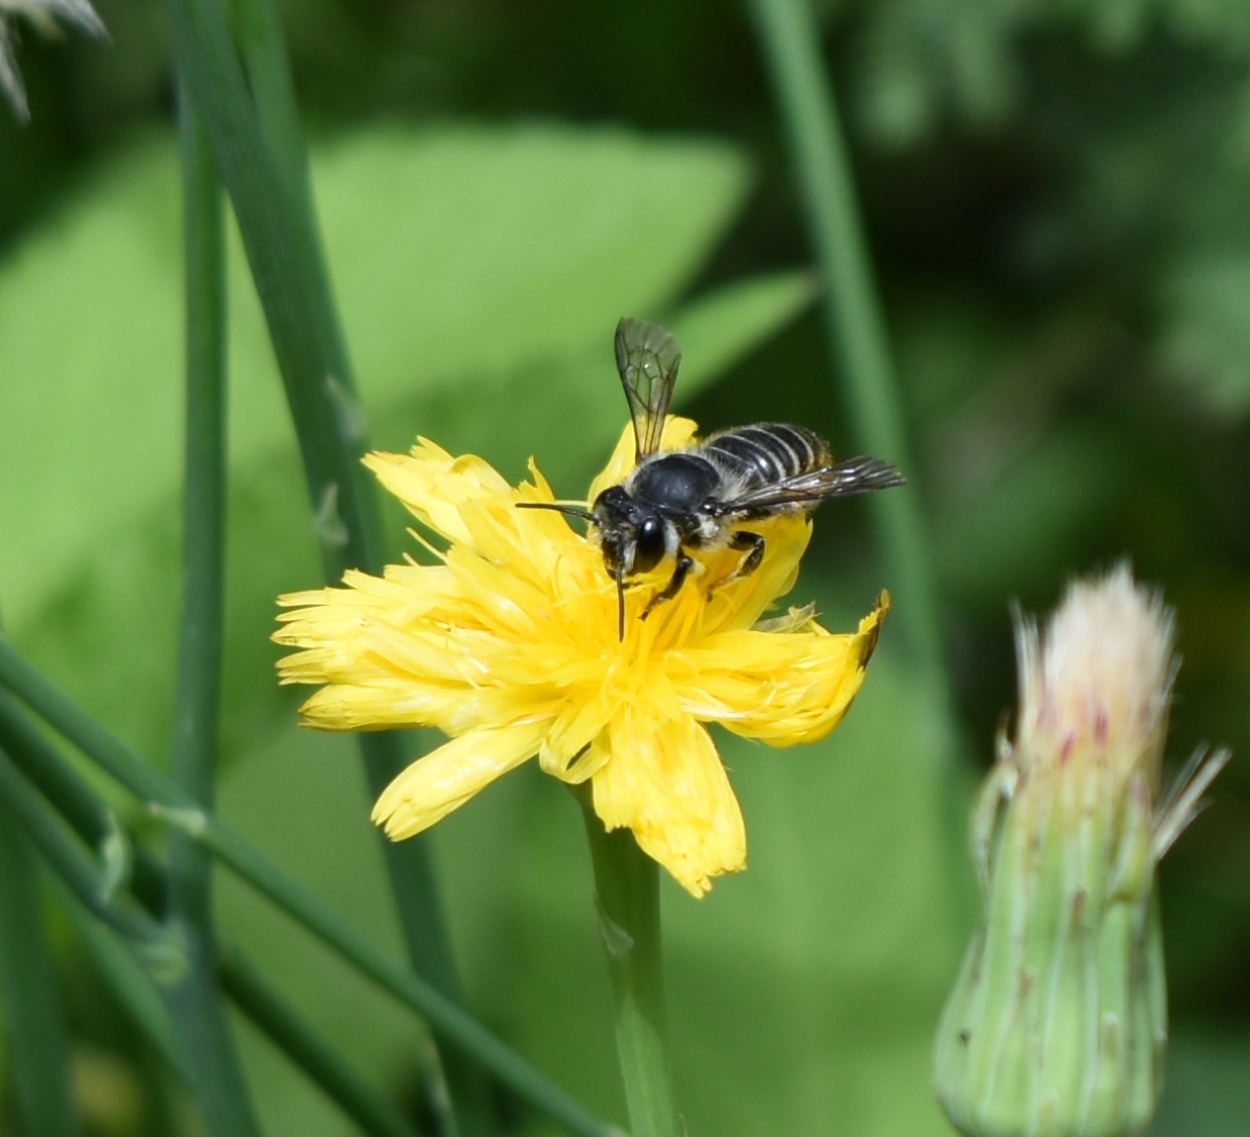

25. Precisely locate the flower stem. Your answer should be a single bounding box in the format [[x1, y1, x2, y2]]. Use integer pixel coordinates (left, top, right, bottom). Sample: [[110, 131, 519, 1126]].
[[746, 0, 976, 919], [165, 4, 480, 1127], [745, 0, 954, 731], [0, 810, 80, 1137], [582, 798, 683, 1137], [0, 743, 170, 953], [163, 83, 264, 1137], [0, 730, 423, 1137]]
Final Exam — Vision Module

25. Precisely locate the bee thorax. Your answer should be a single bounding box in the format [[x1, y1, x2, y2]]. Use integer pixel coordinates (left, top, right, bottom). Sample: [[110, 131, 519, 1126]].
[[629, 453, 721, 511]]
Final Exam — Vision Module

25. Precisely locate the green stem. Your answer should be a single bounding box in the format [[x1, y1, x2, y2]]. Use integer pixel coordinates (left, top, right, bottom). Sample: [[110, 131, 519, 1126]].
[[582, 799, 682, 1137], [187, 808, 619, 1137], [0, 650, 619, 1137], [746, 0, 954, 735], [164, 5, 474, 1126], [747, 0, 977, 914], [1, 735, 421, 1137], [7, 682, 443, 1137], [228, 0, 315, 219], [166, 0, 362, 555], [0, 800, 81, 1137], [164, 83, 263, 1137], [70, 901, 180, 1070], [0, 743, 170, 955], [0, 687, 166, 914], [173, 53, 228, 819], [76, 892, 424, 1137]]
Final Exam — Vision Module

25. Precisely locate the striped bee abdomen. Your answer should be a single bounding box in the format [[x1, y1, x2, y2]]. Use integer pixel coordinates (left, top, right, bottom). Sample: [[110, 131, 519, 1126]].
[[701, 423, 831, 489]]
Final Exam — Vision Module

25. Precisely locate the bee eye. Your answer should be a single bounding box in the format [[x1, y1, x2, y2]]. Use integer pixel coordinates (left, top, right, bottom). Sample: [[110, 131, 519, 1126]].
[[633, 517, 666, 572]]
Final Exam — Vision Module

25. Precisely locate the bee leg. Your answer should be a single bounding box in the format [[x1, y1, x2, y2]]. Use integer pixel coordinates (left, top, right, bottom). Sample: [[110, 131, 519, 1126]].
[[731, 531, 766, 574], [641, 552, 695, 620], [708, 531, 765, 598]]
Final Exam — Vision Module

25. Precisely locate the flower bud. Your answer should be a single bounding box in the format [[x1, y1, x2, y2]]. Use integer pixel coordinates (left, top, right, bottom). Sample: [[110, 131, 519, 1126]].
[[934, 566, 1228, 1137]]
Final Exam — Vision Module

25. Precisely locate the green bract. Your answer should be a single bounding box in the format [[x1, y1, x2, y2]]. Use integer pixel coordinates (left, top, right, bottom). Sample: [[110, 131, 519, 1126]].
[[935, 567, 1226, 1137]]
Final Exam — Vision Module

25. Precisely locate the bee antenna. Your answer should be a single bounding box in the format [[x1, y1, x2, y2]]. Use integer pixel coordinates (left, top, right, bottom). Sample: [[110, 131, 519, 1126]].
[[516, 501, 597, 523]]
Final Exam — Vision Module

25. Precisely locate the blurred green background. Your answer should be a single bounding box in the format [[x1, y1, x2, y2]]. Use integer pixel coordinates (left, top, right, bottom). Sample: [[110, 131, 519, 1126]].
[[1, 1, 1248, 1135]]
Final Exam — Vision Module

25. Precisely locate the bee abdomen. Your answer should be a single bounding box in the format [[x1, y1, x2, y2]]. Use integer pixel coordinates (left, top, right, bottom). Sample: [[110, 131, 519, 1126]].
[[702, 423, 830, 487]]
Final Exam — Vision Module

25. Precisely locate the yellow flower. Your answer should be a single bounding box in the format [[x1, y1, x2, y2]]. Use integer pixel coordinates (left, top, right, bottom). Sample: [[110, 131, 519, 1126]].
[[275, 418, 887, 897]]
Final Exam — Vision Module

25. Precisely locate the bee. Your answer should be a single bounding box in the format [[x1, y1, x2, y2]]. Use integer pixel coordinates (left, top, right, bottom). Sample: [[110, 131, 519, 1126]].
[[522, 318, 906, 636]]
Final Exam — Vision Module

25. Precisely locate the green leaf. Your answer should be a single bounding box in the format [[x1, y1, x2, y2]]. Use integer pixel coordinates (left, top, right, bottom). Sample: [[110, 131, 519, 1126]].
[[0, 124, 750, 627], [664, 271, 817, 389], [373, 270, 818, 491], [0, 143, 185, 627], [320, 124, 751, 389]]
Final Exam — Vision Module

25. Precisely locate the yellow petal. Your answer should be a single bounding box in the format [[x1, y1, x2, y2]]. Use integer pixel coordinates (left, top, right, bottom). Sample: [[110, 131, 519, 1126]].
[[678, 592, 888, 744], [365, 442, 515, 546], [590, 709, 746, 898], [538, 690, 615, 783], [372, 718, 552, 839]]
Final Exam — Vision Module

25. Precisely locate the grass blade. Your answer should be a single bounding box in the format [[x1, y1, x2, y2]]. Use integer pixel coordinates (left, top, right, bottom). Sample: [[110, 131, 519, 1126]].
[[0, 809, 82, 1137], [162, 84, 264, 1137], [163, 13, 476, 1129], [746, 0, 950, 711]]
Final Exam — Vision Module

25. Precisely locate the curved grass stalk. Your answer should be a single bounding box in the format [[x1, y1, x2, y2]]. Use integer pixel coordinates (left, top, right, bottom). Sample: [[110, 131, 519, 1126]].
[[163, 5, 479, 1127], [0, 804, 81, 1137], [163, 86, 264, 1137]]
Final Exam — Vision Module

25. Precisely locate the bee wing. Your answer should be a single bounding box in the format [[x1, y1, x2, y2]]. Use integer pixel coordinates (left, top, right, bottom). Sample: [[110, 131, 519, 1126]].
[[615, 318, 681, 462], [706, 456, 906, 516]]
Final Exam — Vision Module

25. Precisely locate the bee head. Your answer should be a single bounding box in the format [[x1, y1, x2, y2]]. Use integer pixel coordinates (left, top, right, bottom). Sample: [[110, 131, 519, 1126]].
[[592, 485, 667, 576], [517, 487, 668, 640]]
